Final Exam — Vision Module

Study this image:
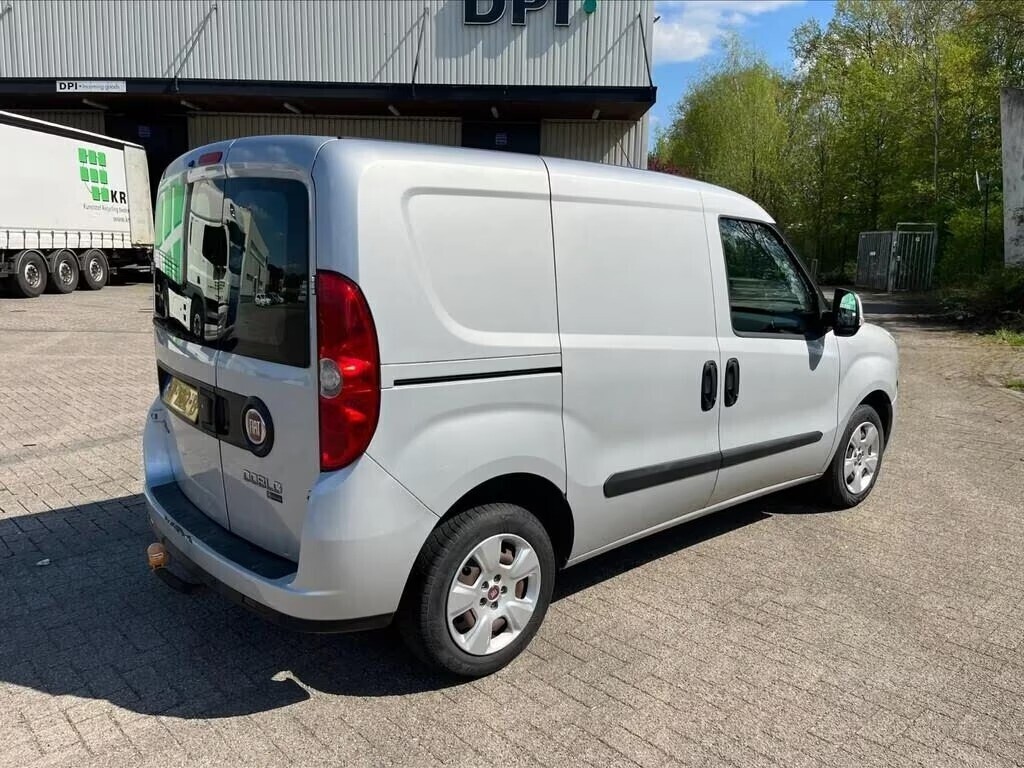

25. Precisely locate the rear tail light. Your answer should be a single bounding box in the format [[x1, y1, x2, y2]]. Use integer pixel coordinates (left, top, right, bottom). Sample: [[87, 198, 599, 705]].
[[316, 270, 380, 471]]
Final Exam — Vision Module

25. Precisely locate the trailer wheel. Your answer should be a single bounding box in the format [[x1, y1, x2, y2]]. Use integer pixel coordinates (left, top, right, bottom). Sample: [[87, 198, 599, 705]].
[[190, 296, 205, 340], [80, 249, 108, 291], [13, 250, 47, 298], [48, 250, 80, 294]]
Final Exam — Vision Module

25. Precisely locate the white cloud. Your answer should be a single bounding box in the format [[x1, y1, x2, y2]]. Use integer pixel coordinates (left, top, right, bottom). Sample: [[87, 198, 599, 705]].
[[653, 1, 803, 63]]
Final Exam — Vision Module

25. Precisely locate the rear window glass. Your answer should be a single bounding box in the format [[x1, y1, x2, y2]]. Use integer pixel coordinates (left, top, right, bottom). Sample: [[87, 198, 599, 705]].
[[153, 175, 310, 368]]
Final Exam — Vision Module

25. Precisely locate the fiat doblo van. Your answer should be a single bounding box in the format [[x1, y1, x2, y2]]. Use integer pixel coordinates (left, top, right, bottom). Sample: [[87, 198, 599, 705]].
[[144, 137, 898, 677]]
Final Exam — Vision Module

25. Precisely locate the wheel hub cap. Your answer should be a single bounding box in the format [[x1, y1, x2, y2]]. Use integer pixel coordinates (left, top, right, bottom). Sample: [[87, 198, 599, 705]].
[[446, 533, 541, 657], [844, 421, 880, 494], [25, 263, 41, 288], [89, 259, 103, 281], [59, 262, 73, 283]]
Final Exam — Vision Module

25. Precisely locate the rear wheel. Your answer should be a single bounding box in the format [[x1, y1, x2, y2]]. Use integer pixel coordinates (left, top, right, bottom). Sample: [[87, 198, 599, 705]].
[[819, 404, 885, 508], [49, 250, 79, 294], [13, 250, 47, 298], [397, 503, 556, 678], [80, 249, 108, 290]]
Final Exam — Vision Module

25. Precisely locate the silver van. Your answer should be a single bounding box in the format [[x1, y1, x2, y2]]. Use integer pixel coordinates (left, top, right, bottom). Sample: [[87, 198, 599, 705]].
[[144, 137, 898, 677]]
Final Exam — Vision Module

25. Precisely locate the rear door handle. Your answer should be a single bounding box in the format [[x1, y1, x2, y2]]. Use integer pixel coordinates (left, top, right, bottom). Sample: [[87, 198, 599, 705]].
[[701, 360, 718, 411], [724, 358, 740, 407]]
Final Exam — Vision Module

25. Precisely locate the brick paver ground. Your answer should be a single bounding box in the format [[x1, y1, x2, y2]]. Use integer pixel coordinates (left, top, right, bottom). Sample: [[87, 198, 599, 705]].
[[1, 285, 1023, 767]]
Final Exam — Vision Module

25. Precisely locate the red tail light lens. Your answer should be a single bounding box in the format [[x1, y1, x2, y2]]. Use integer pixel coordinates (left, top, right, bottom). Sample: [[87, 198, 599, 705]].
[[316, 270, 380, 471]]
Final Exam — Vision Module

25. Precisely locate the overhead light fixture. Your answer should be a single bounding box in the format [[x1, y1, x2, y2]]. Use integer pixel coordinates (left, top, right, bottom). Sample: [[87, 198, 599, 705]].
[[283, 102, 301, 115], [387, 104, 400, 117], [180, 99, 200, 111], [591, 108, 600, 120], [490, 106, 500, 119], [81, 98, 108, 110]]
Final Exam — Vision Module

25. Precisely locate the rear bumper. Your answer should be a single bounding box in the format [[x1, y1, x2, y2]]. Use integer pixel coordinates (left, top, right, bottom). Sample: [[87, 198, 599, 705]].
[[151, 512, 393, 633], [144, 400, 438, 629]]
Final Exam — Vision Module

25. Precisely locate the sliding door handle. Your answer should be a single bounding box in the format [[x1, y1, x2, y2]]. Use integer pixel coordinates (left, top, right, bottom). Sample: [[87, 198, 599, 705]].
[[724, 358, 740, 407], [701, 360, 718, 411]]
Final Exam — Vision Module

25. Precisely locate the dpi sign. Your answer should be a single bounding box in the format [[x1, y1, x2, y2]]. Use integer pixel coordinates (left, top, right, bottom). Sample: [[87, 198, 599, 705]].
[[463, 0, 596, 26]]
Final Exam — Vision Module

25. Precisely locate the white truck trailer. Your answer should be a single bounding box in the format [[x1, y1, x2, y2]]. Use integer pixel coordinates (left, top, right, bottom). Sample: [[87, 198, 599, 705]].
[[0, 111, 154, 298]]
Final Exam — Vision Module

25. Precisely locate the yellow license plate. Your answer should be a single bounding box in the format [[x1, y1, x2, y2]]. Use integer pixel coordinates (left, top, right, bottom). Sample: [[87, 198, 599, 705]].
[[163, 377, 200, 423]]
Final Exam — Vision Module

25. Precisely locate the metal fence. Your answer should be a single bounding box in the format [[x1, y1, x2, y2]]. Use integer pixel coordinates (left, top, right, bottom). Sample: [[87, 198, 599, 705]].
[[855, 223, 938, 291]]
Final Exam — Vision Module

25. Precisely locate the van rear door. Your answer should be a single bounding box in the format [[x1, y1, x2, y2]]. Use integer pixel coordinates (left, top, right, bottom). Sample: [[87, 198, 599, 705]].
[[213, 171, 319, 560], [152, 157, 231, 529]]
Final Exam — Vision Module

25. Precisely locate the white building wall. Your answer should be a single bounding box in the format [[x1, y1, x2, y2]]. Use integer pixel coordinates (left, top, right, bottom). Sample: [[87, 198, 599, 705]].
[[188, 115, 462, 148], [188, 114, 648, 168], [0, 0, 653, 88], [541, 118, 648, 168]]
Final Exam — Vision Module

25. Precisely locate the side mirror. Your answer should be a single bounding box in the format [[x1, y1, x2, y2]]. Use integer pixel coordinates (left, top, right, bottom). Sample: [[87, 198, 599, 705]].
[[831, 288, 863, 337]]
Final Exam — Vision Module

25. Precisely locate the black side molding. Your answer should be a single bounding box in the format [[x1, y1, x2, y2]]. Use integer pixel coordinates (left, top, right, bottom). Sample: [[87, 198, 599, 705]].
[[603, 431, 823, 498], [603, 453, 722, 498], [393, 366, 561, 387], [720, 431, 822, 468]]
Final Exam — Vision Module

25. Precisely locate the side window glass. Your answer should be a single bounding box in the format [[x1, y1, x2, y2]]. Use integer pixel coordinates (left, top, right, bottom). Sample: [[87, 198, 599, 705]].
[[719, 218, 818, 336]]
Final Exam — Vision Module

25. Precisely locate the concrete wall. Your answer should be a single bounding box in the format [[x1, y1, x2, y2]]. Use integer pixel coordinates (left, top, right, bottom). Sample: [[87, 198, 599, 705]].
[[1001, 87, 1024, 267], [0, 0, 653, 88]]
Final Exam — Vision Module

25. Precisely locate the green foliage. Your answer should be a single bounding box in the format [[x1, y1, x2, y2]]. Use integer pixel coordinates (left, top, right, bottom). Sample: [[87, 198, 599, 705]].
[[995, 329, 1024, 346], [1005, 378, 1024, 391], [941, 265, 1024, 319], [653, 0, 1022, 284], [936, 199, 1004, 284]]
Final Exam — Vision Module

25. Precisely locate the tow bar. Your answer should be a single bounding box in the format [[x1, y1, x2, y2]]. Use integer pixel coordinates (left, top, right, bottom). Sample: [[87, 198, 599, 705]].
[[147, 542, 203, 594]]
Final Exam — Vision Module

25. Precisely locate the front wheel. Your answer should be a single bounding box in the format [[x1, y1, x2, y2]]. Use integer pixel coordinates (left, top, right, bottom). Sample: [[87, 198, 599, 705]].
[[819, 404, 885, 508], [397, 503, 556, 678], [14, 251, 47, 298]]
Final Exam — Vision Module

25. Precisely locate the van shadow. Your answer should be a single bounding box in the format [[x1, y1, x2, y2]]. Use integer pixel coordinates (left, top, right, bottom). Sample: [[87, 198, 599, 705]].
[[0, 489, 808, 718]]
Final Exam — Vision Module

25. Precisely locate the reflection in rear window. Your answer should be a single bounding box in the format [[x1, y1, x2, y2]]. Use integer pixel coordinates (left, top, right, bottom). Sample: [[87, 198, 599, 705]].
[[152, 175, 310, 368]]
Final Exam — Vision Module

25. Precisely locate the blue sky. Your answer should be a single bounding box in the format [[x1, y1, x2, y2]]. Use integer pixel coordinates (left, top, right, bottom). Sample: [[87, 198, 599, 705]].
[[649, 1, 836, 145]]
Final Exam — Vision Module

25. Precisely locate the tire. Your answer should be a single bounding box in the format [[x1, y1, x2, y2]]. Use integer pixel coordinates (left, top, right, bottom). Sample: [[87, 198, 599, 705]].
[[190, 296, 205, 340], [80, 250, 108, 290], [13, 251, 47, 298], [48, 250, 79, 294], [819, 404, 885, 509], [397, 503, 556, 678]]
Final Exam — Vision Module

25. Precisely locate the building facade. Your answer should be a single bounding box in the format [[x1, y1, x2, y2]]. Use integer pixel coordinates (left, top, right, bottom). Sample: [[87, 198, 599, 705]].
[[1, 0, 655, 196]]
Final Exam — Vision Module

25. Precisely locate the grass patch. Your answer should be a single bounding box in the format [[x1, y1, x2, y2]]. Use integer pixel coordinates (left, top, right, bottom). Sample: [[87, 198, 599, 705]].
[[994, 328, 1024, 347], [1006, 378, 1024, 392]]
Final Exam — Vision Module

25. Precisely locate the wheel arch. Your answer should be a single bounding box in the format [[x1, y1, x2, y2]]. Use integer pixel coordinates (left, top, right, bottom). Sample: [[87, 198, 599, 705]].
[[859, 389, 893, 442], [441, 473, 575, 569], [46, 248, 77, 273]]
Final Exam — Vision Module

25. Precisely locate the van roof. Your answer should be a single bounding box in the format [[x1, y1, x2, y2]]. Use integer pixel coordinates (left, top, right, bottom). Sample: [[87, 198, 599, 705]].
[[175, 135, 773, 222]]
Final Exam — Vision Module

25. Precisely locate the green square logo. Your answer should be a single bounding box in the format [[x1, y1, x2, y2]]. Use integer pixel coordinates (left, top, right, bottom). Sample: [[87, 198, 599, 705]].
[[78, 147, 88, 163], [90, 186, 101, 201], [89, 168, 99, 183], [101, 187, 109, 202], [88, 150, 97, 165], [97, 152, 106, 167], [99, 169, 108, 184], [80, 166, 91, 182]]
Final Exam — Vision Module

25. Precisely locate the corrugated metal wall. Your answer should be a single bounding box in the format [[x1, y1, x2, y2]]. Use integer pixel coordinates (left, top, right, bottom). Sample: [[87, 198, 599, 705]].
[[0, 0, 652, 88], [189, 115, 462, 148], [541, 118, 648, 168], [9, 110, 105, 134]]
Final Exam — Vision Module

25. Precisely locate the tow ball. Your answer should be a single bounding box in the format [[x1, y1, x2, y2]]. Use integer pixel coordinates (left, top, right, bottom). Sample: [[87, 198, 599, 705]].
[[147, 542, 202, 594]]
